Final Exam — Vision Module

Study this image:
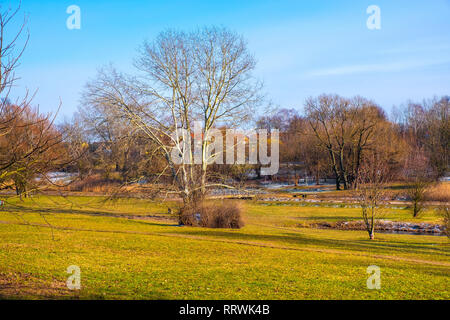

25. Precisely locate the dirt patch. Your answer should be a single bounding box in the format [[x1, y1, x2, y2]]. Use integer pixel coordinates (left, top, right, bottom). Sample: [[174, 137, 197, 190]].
[[0, 271, 77, 299]]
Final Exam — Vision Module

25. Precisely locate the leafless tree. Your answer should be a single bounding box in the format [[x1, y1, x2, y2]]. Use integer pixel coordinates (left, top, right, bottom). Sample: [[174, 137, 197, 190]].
[[404, 149, 434, 217], [0, 103, 66, 197], [0, 2, 36, 185], [0, 3, 72, 197], [82, 27, 262, 209], [0, 1, 30, 134], [305, 94, 386, 190], [355, 154, 391, 240], [393, 96, 449, 180]]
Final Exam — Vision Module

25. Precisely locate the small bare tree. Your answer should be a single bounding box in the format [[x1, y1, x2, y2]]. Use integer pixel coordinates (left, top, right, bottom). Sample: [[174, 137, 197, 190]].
[[407, 179, 432, 218], [355, 155, 391, 240], [404, 149, 433, 217]]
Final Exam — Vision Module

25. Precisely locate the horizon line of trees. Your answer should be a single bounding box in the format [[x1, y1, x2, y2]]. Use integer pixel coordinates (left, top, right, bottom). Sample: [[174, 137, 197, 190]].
[[3, 93, 447, 197], [0, 2, 448, 205], [257, 94, 449, 190], [53, 93, 449, 192]]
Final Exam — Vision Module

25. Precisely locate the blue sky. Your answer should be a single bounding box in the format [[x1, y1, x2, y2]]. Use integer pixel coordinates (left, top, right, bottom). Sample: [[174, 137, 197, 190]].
[[4, 0, 450, 120]]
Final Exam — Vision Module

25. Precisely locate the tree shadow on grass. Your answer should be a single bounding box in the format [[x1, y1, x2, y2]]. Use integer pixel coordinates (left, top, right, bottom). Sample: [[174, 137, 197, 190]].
[[0, 205, 175, 221], [0, 270, 171, 300], [173, 228, 450, 258]]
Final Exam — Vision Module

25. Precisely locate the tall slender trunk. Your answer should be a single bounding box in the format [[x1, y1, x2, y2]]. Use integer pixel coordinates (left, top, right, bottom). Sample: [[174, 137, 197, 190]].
[[338, 149, 348, 190], [315, 163, 320, 185], [328, 148, 340, 190], [201, 139, 208, 196], [353, 146, 363, 189], [369, 208, 375, 240]]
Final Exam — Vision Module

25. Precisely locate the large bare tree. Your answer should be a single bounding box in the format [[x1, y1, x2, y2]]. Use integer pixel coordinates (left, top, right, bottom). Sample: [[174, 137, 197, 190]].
[[0, 2, 69, 197], [83, 27, 262, 207], [305, 94, 391, 190], [0, 1, 32, 183], [0, 103, 65, 197], [0, 1, 28, 99]]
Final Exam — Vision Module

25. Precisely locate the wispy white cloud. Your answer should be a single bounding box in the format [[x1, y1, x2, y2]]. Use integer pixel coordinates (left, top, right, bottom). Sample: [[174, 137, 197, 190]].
[[377, 42, 450, 55], [307, 58, 450, 77]]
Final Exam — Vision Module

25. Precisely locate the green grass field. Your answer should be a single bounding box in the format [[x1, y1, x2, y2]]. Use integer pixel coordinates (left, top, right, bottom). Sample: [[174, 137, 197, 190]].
[[0, 196, 448, 299]]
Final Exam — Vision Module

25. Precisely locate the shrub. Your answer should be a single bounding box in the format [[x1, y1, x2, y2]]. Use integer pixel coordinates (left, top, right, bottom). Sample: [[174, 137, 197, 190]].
[[179, 201, 244, 229]]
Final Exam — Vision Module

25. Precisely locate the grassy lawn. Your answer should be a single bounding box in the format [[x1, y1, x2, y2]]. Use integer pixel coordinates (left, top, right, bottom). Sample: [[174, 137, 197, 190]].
[[0, 196, 448, 299]]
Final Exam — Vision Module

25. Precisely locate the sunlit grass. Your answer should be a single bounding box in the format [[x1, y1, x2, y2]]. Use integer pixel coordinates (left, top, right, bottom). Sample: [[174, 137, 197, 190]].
[[0, 195, 448, 299]]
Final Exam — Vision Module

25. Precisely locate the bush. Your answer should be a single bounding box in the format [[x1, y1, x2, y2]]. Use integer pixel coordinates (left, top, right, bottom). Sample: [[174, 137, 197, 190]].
[[179, 201, 244, 229]]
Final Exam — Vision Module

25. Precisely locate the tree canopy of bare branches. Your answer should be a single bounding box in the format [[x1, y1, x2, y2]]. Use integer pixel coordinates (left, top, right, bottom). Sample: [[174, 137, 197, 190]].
[[82, 27, 262, 206], [355, 154, 391, 240], [1, 2, 30, 140], [0, 103, 66, 197], [305, 94, 401, 190]]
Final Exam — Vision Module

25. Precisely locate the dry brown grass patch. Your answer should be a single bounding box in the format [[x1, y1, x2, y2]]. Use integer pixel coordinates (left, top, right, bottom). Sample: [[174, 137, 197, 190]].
[[425, 183, 450, 202]]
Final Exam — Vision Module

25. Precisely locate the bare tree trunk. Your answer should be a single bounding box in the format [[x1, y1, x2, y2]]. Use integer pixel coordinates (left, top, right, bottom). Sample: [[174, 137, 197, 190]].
[[339, 149, 349, 190], [315, 163, 320, 185], [256, 165, 261, 179], [328, 149, 340, 190]]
